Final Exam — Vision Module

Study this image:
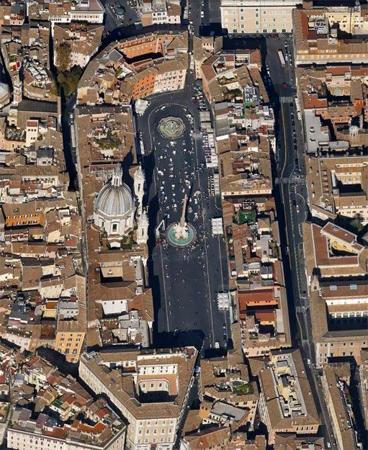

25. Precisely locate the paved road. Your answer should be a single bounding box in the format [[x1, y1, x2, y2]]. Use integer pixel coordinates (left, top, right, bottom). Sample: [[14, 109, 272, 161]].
[[202, 0, 220, 26], [188, 0, 202, 36], [188, 0, 220, 36], [264, 35, 337, 449], [137, 88, 230, 352], [102, 0, 139, 33], [61, 93, 77, 189]]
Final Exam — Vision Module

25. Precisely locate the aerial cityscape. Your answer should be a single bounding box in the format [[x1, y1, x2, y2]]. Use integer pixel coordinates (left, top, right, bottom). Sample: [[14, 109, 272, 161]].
[[0, 0, 367, 449]]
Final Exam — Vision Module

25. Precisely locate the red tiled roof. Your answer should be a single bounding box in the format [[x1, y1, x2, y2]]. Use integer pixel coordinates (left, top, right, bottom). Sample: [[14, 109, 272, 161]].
[[238, 289, 278, 313]]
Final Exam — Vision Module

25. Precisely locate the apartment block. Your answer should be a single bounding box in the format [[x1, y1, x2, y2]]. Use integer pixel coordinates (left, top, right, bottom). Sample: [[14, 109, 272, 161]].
[[139, 0, 181, 26], [53, 23, 104, 70], [28, 0, 105, 24], [79, 348, 198, 450], [7, 427, 126, 450], [77, 31, 188, 105], [0, 342, 126, 450], [303, 220, 368, 367], [297, 65, 368, 155], [321, 364, 359, 450], [293, 5, 368, 66], [254, 349, 320, 445]]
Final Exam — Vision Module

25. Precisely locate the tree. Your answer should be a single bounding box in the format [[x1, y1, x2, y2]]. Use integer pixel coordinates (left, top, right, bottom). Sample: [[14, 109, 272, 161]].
[[57, 66, 83, 97], [57, 42, 71, 72]]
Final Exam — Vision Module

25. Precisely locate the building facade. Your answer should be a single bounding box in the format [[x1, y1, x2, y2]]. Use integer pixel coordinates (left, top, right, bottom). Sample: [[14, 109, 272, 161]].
[[7, 427, 126, 450], [220, 0, 301, 34], [79, 348, 198, 450]]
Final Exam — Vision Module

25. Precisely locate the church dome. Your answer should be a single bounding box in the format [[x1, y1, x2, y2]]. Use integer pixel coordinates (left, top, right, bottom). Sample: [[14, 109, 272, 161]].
[[95, 168, 134, 218]]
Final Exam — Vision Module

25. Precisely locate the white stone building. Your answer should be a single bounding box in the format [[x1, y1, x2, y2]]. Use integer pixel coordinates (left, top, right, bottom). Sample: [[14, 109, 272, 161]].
[[153, 57, 187, 94], [220, 0, 301, 34], [79, 348, 198, 450], [49, 0, 105, 24], [7, 420, 126, 450], [93, 167, 135, 246]]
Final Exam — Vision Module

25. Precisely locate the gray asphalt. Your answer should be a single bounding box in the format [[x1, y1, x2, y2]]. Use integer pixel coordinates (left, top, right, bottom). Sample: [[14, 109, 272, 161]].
[[265, 35, 338, 449], [102, 0, 139, 32], [137, 87, 230, 352]]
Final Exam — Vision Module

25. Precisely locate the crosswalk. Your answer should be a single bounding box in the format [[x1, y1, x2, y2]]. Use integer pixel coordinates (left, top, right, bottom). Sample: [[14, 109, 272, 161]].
[[275, 176, 305, 185], [280, 96, 295, 104]]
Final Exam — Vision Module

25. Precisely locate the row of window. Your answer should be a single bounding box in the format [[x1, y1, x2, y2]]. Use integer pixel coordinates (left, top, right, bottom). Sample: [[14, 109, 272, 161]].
[[231, 27, 287, 33], [63, 348, 78, 355], [8, 220, 40, 225], [10, 434, 58, 448], [138, 428, 172, 435], [59, 336, 82, 342], [332, 312, 368, 318], [138, 437, 170, 444], [321, 341, 367, 347]]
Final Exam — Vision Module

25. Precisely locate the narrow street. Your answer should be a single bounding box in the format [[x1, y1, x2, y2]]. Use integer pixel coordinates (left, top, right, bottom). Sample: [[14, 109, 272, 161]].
[[264, 35, 338, 449]]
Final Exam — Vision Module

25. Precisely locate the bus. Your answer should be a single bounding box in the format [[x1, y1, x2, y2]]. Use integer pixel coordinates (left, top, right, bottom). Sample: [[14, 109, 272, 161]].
[[278, 49, 286, 67]]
